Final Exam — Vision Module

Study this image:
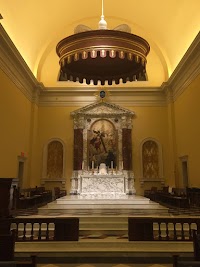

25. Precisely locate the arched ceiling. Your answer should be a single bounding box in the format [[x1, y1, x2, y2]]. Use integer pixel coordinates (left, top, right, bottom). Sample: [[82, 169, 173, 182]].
[[1, 0, 200, 88]]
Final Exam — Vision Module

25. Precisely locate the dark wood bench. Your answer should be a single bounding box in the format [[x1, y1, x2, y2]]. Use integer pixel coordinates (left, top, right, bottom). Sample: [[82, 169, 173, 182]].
[[154, 187, 189, 208], [14, 186, 52, 209], [54, 187, 66, 199]]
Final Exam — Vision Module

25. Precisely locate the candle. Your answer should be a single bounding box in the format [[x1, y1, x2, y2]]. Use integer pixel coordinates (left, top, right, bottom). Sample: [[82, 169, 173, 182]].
[[92, 161, 94, 170], [82, 160, 84, 170], [122, 161, 123, 170], [111, 161, 113, 170]]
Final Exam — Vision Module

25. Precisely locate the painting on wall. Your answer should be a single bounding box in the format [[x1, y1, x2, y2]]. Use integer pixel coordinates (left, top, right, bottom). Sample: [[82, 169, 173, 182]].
[[142, 140, 159, 179], [47, 141, 63, 179], [88, 119, 117, 169]]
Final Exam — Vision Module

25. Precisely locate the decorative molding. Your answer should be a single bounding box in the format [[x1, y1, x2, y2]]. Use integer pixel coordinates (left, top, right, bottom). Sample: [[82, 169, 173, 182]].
[[39, 87, 167, 107], [161, 31, 200, 102], [71, 101, 135, 118], [140, 179, 165, 186], [179, 155, 188, 162], [0, 24, 44, 104], [41, 179, 66, 184]]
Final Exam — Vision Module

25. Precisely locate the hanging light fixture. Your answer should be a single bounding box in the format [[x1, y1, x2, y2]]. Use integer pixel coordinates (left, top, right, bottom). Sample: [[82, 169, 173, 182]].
[[56, 0, 150, 85]]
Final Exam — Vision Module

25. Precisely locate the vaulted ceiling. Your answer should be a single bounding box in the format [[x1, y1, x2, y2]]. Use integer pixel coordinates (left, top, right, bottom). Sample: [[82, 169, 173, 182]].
[[1, 0, 200, 88]]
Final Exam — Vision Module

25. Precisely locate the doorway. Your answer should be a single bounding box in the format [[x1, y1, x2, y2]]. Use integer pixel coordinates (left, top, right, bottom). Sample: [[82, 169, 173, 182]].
[[17, 160, 24, 189], [180, 156, 189, 188]]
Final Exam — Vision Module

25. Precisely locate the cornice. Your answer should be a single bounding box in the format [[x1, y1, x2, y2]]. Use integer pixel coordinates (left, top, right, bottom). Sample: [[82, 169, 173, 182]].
[[0, 22, 199, 107], [161, 31, 200, 102], [71, 100, 135, 117], [39, 88, 167, 107], [0, 24, 44, 104]]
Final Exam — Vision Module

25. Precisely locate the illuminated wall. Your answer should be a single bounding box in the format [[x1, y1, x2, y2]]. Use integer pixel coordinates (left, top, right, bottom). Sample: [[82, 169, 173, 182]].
[[0, 68, 32, 186], [1, 66, 199, 193], [174, 73, 200, 187]]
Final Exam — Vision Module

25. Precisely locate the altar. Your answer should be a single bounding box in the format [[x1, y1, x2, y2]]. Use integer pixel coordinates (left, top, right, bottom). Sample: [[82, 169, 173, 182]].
[[70, 100, 136, 196], [80, 175, 126, 194], [70, 167, 135, 195]]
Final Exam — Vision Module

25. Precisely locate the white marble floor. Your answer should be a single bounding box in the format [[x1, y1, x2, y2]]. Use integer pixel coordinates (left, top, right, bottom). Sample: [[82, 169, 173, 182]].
[[37, 194, 168, 216]]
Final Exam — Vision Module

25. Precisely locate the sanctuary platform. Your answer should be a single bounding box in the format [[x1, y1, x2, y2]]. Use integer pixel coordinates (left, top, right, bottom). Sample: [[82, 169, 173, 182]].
[[37, 194, 169, 237], [38, 194, 168, 216]]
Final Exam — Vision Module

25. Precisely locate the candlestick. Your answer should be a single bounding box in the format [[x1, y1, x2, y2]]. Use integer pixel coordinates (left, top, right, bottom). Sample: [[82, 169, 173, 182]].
[[111, 161, 113, 170], [82, 160, 84, 170]]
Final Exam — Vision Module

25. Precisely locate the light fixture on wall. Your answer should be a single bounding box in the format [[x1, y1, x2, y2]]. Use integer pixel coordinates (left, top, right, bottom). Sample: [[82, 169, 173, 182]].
[[56, 0, 150, 85]]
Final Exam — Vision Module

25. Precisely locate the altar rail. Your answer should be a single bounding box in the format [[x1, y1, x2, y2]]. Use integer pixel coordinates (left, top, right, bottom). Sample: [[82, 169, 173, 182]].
[[1, 217, 200, 242], [8, 218, 79, 241], [128, 217, 200, 241]]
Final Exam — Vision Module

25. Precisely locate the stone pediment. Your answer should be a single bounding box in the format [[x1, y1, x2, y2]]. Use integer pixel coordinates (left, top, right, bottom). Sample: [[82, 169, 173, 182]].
[[71, 101, 134, 118]]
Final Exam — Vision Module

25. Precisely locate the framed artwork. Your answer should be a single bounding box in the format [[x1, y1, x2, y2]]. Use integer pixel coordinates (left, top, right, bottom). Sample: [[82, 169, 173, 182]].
[[88, 119, 117, 168]]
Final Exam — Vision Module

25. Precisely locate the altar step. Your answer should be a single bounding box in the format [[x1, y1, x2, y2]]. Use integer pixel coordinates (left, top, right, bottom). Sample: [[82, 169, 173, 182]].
[[38, 205, 167, 215], [38, 195, 169, 216], [79, 216, 128, 235]]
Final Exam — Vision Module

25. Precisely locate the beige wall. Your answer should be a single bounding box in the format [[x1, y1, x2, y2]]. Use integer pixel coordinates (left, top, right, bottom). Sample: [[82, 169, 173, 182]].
[[1, 63, 199, 193], [0, 69, 32, 186], [0, 67, 172, 193], [128, 106, 170, 194], [174, 73, 200, 187], [31, 106, 77, 191], [33, 104, 170, 195]]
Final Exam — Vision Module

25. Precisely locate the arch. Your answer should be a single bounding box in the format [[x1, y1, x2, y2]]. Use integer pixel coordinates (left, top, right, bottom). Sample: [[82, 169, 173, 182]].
[[42, 138, 66, 182], [140, 137, 164, 182]]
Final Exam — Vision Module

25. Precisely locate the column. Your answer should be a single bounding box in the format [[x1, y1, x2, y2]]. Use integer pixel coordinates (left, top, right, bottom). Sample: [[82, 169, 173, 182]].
[[73, 129, 83, 170], [122, 128, 132, 170]]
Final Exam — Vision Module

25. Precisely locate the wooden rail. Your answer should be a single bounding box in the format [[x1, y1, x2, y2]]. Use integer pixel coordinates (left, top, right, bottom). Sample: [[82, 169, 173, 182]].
[[10, 217, 79, 241], [3, 216, 200, 242], [128, 217, 200, 241]]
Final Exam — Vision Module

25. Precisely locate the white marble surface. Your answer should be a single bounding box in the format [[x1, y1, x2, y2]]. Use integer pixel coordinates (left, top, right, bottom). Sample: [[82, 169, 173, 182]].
[[81, 175, 125, 193]]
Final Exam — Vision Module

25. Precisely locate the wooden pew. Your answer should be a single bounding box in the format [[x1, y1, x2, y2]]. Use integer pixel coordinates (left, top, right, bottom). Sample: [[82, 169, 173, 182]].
[[14, 186, 52, 209], [54, 187, 66, 199]]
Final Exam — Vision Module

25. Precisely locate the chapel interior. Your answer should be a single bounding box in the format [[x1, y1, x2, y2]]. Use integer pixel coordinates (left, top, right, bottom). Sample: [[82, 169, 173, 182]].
[[0, 0, 200, 267]]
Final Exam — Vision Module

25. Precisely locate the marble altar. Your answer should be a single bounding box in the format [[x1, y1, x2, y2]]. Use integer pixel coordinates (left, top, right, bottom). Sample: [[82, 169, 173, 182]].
[[70, 168, 135, 195], [70, 100, 136, 196], [81, 175, 125, 194]]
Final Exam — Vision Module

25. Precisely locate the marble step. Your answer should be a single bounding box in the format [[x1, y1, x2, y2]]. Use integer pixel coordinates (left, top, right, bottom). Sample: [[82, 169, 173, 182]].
[[44, 202, 162, 209], [79, 216, 128, 223], [38, 207, 168, 216], [37, 195, 169, 216], [56, 198, 151, 205]]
